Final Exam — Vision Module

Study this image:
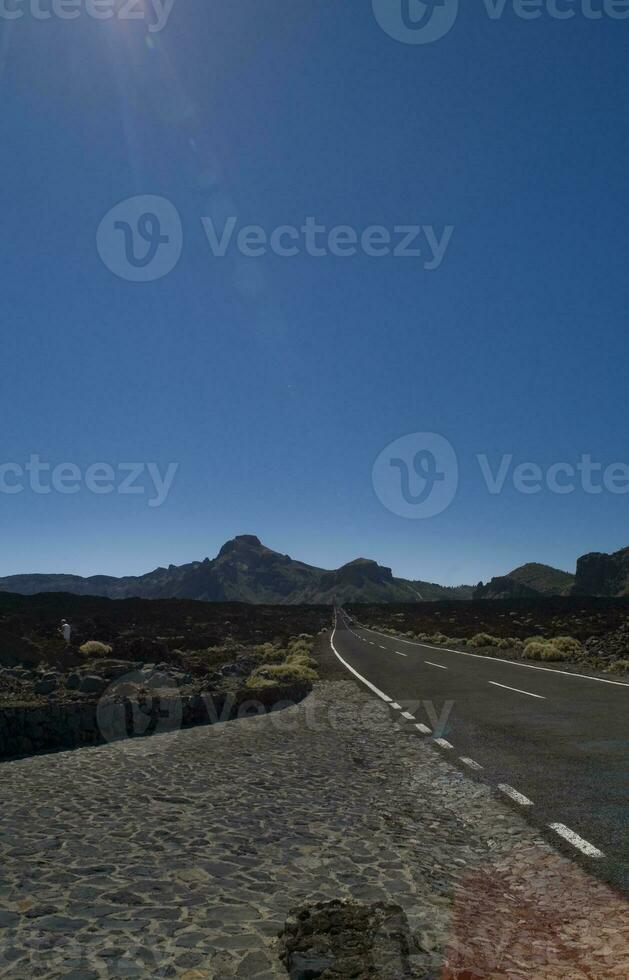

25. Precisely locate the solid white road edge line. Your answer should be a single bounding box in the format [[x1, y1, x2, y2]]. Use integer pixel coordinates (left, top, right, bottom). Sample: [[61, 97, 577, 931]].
[[357, 627, 629, 687], [329, 627, 392, 704], [425, 661, 448, 670], [460, 757, 483, 771], [549, 823, 604, 858], [498, 784, 534, 806], [489, 681, 546, 699]]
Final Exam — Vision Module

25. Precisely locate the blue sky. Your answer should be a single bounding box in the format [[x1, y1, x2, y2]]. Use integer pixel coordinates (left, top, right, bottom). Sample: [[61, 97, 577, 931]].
[[1, 1, 627, 585]]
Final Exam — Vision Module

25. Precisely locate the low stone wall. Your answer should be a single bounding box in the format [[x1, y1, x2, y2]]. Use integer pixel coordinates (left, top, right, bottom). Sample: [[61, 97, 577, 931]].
[[0, 680, 311, 761]]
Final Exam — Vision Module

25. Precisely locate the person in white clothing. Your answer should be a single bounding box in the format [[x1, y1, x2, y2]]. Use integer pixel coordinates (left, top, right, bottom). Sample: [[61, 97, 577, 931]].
[[60, 620, 72, 645]]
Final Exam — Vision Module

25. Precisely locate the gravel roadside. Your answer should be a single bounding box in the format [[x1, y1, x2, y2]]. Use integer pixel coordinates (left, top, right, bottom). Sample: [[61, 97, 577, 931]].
[[0, 633, 626, 978]]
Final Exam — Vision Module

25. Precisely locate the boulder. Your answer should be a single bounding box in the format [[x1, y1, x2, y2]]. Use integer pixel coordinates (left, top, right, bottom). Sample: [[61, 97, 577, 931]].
[[79, 675, 107, 695], [86, 659, 140, 680], [278, 899, 420, 979], [35, 677, 58, 695]]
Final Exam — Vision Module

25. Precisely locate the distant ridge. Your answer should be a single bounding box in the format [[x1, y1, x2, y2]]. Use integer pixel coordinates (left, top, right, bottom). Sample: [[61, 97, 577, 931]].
[[475, 562, 575, 600], [1, 538, 626, 603], [0, 535, 472, 605]]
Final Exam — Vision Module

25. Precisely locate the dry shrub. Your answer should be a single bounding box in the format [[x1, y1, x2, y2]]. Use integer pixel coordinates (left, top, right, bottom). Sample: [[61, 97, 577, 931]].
[[79, 640, 112, 658]]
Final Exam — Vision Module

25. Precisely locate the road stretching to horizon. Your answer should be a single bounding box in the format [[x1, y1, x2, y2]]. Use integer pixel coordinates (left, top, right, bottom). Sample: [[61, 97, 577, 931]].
[[332, 608, 629, 896]]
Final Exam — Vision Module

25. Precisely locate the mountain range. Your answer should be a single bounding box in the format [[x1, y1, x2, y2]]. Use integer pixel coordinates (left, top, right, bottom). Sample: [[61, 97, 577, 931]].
[[0, 536, 627, 603], [0, 536, 473, 605], [476, 548, 629, 599]]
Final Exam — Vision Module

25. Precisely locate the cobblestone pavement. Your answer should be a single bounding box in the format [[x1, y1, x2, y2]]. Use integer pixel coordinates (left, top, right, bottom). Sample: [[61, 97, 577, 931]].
[[0, 680, 627, 978]]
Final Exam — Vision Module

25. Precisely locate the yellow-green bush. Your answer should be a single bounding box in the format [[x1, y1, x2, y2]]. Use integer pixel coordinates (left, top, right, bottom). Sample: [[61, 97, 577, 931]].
[[610, 659, 629, 673], [524, 640, 571, 662], [246, 633, 318, 689], [253, 643, 286, 664], [523, 641, 552, 660], [286, 651, 318, 670], [467, 633, 502, 648], [79, 640, 112, 658], [541, 646, 571, 662], [247, 661, 318, 689], [287, 639, 312, 657], [547, 636, 583, 658]]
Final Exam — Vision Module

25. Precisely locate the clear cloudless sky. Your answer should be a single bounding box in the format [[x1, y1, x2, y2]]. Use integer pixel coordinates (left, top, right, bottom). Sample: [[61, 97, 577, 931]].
[[0, 0, 627, 584]]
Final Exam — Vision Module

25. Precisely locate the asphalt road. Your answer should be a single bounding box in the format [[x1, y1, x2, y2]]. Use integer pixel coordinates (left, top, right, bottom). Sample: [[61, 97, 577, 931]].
[[332, 609, 629, 896]]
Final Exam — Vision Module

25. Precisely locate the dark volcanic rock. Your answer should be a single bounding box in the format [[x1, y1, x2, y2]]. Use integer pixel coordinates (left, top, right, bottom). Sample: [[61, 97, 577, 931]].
[[585, 621, 629, 662], [278, 899, 424, 978], [113, 636, 170, 662], [79, 675, 107, 695], [35, 676, 58, 695], [0, 630, 42, 668], [573, 547, 629, 597]]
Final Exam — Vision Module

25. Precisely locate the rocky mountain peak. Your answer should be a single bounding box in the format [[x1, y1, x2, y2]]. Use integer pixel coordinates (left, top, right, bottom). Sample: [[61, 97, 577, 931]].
[[216, 535, 265, 559]]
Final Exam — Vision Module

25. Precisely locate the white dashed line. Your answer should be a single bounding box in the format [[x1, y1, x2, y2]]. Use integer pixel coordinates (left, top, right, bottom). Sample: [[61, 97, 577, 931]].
[[400, 711, 415, 721], [460, 757, 483, 771], [379, 645, 386, 650], [433, 738, 454, 749], [415, 723, 432, 734], [358, 627, 629, 687], [489, 681, 545, 699], [425, 661, 448, 670], [498, 784, 534, 806], [395, 651, 408, 657], [549, 823, 604, 858], [390, 702, 401, 710]]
